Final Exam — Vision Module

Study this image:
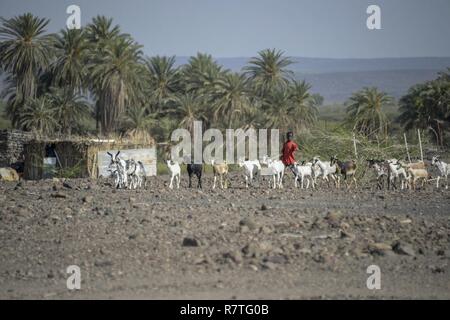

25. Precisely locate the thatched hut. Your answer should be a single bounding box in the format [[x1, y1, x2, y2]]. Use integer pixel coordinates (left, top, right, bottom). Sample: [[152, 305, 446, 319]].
[[23, 136, 156, 180]]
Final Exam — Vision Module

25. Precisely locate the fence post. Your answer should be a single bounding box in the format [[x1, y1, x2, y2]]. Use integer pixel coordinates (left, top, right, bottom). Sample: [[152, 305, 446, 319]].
[[417, 129, 424, 162], [352, 133, 358, 159], [403, 133, 411, 164]]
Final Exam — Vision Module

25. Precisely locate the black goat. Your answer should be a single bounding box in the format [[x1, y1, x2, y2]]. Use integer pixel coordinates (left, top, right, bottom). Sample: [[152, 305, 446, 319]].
[[187, 163, 203, 188]]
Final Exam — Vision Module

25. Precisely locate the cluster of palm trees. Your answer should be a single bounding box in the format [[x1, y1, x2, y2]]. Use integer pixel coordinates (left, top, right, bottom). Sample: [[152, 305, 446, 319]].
[[397, 69, 450, 146], [344, 68, 450, 146], [1, 13, 448, 147], [0, 13, 321, 140]]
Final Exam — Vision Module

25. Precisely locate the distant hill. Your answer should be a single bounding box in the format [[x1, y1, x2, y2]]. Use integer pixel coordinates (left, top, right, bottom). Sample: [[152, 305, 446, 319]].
[[176, 56, 450, 74], [296, 69, 441, 103]]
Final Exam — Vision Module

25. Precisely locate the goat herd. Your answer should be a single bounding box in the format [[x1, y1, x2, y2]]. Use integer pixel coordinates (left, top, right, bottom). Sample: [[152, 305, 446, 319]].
[[107, 151, 449, 191]]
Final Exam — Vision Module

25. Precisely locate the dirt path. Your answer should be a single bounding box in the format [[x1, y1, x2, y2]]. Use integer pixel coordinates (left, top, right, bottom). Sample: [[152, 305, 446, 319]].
[[0, 174, 449, 299]]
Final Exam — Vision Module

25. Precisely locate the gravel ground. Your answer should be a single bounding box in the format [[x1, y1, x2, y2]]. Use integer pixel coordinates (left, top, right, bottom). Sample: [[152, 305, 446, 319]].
[[0, 173, 449, 299]]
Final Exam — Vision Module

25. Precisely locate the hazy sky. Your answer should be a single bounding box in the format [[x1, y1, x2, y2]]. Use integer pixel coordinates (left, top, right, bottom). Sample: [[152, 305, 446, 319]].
[[1, 0, 449, 58]]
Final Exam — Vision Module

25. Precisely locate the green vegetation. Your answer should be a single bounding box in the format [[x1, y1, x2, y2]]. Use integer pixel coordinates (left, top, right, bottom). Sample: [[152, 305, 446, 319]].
[[0, 13, 449, 162]]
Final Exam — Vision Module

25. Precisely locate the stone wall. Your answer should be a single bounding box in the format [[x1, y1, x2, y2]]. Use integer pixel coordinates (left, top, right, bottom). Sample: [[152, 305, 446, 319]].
[[0, 130, 34, 167]]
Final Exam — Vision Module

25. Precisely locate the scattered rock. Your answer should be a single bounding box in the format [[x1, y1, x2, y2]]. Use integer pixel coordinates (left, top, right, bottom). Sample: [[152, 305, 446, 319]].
[[239, 225, 249, 233], [261, 204, 268, 211], [242, 241, 273, 258], [367, 242, 392, 256], [263, 255, 287, 264], [325, 210, 342, 227], [239, 217, 258, 230], [340, 229, 356, 240], [261, 261, 277, 270], [392, 241, 415, 256], [94, 260, 113, 267], [63, 182, 73, 189], [51, 192, 66, 199], [82, 195, 93, 203], [223, 251, 243, 264], [182, 237, 200, 247]]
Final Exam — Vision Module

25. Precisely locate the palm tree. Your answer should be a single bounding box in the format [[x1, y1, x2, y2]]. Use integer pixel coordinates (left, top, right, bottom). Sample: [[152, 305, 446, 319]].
[[122, 104, 154, 131], [46, 87, 91, 135], [0, 13, 54, 126], [263, 89, 298, 134], [346, 87, 392, 139], [211, 72, 252, 127], [173, 93, 208, 134], [89, 35, 144, 135], [51, 28, 89, 93], [85, 15, 121, 46], [182, 52, 226, 95], [18, 96, 58, 135], [243, 48, 294, 97], [398, 80, 450, 146], [86, 15, 127, 134], [289, 80, 318, 129], [144, 55, 180, 113]]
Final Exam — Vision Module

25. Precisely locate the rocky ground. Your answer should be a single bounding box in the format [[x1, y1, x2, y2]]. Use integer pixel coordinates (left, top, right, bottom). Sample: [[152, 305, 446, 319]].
[[0, 173, 449, 299]]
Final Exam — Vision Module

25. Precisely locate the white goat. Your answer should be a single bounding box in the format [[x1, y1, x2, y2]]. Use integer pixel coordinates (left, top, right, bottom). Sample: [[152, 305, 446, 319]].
[[386, 159, 409, 190], [166, 160, 181, 189], [294, 161, 315, 189], [107, 151, 128, 188], [126, 159, 146, 189], [262, 156, 285, 189], [312, 156, 338, 187], [367, 159, 388, 189], [431, 156, 449, 189], [238, 158, 261, 188]]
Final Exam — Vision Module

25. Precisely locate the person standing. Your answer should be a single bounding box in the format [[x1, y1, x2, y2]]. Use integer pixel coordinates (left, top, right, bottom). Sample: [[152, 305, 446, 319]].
[[281, 131, 299, 176]]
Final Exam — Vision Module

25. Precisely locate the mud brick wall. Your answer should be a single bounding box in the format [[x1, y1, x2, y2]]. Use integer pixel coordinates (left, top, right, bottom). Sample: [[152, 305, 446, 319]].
[[0, 130, 34, 167]]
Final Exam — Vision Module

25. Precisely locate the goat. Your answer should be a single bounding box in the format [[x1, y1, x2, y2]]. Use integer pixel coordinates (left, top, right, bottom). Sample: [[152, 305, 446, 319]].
[[386, 159, 409, 190], [108, 162, 123, 189], [187, 163, 203, 188], [211, 160, 229, 189], [262, 156, 285, 189], [166, 160, 181, 189], [367, 159, 388, 190], [407, 167, 429, 190], [238, 158, 261, 188], [332, 156, 358, 189], [294, 161, 315, 189], [107, 151, 128, 188], [312, 156, 338, 188], [126, 159, 146, 189], [431, 156, 449, 189], [399, 160, 426, 170]]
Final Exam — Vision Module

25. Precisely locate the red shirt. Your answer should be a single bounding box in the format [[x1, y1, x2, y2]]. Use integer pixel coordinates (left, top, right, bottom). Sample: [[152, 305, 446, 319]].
[[281, 140, 298, 166]]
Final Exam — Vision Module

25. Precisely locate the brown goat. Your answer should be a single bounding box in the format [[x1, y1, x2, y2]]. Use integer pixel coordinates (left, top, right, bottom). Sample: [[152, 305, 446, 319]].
[[332, 157, 358, 189], [211, 160, 229, 189]]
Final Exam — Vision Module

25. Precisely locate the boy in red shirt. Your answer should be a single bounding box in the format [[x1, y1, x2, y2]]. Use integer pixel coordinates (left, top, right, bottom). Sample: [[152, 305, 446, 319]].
[[281, 131, 299, 177]]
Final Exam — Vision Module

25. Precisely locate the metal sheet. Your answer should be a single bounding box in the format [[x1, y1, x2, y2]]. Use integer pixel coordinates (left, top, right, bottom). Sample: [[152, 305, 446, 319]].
[[97, 148, 157, 178]]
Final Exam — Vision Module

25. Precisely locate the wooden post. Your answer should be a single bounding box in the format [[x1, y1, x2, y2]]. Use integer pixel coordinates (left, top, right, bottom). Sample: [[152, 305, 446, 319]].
[[352, 133, 358, 159], [403, 133, 411, 164], [417, 129, 424, 162]]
